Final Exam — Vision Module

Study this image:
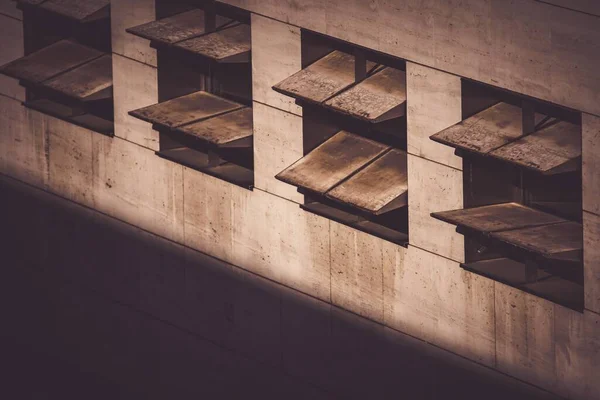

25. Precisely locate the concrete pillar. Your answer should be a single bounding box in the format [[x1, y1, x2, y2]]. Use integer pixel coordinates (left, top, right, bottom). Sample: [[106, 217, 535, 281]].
[[111, 0, 156, 66], [0, 11, 25, 101]]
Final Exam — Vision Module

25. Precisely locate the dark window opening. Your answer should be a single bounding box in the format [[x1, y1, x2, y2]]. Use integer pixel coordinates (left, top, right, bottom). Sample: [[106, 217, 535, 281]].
[[1, 0, 114, 135], [127, 0, 253, 189], [431, 80, 583, 311], [273, 30, 409, 246]]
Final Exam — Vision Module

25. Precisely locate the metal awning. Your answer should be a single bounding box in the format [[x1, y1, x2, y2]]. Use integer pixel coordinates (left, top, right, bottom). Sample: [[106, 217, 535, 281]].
[[173, 24, 251, 63], [430, 102, 581, 174], [17, 0, 110, 22], [277, 131, 408, 216], [126, 9, 230, 46], [323, 66, 406, 123], [0, 40, 103, 84], [128, 91, 244, 130], [175, 107, 253, 148]]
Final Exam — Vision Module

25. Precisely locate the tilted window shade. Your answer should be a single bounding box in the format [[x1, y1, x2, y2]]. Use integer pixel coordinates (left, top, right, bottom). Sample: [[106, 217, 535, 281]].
[[126, 9, 231, 46], [276, 131, 408, 216], [326, 149, 408, 215], [128, 91, 244, 130], [488, 121, 581, 175], [41, 54, 112, 102], [323, 66, 407, 123], [0, 39, 103, 85], [173, 24, 251, 63], [175, 107, 253, 148], [276, 131, 389, 195], [430, 102, 581, 174], [17, 0, 110, 22]]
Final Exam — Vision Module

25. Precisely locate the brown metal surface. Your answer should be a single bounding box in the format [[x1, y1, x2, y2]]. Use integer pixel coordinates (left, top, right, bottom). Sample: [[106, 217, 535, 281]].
[[432, 202, 565, 234], [42, 54, 112, 101], [129, 91, 243, 129], [273, 51, 373, 104], [176, 107, 252, 146], [492, 221, 582, 261], [324, 67, 406, 122], [40, 0, 110, 21], [276, 131, 389, 195], [174, 24, 251, 63], [489, 120, 581, 175], [431, 102, 528, 155], [126, 9, 229, 45], [326, 149, 408, 215], [0, 40, 103, 84]]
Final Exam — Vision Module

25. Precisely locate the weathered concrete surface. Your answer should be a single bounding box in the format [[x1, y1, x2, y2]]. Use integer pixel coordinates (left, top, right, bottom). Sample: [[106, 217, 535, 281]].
[[406, 63, 462, 170], [0, 13, 25, 101], [584, 211, 600, 314], [47, 118, 95, 207], [331, 222, 404, 323], [253, 102, 303, 203], [408, 154, 464, 263], [183, 169, 331, 302], [112, 54, 159, 150], [251, 15, 302, 115], [555, 309, 600, 400], [111, 0, 157, 66], [540, 0, 600, 17], [0, 97, 48, 187], [583, 113, 599, 215], [384, 245, 495, 366], [222, 0, 600, 117], [0, 0, 22, 19], [94, 136, 185, 243], [495, 283, 557, 392]]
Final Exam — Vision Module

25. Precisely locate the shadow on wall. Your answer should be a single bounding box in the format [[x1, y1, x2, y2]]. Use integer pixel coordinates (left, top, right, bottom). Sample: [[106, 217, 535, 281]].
[[0, 176, 559, 400]]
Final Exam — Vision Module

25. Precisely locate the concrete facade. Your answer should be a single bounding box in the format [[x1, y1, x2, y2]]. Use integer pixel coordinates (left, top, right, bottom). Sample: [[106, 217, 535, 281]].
[[0, 0, 598, 399]]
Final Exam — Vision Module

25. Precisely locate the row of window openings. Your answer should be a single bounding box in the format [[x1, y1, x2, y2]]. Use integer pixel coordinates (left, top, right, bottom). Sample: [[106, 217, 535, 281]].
[[0, 1, 584, 312]]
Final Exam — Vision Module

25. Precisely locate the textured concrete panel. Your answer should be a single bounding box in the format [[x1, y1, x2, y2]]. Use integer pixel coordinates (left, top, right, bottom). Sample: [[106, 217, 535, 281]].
[[384, 246, 495, 366], [253, 102, 303, 203], [584, 211, 600, 314], [408, 154, 464, 263], [0, 14, 25, 101], [251, 15, 302, 115], [583, 113, 599, 215], [221, 0, 600, 117], [48, 119, 95, 207], [555, 309, 600, 400], [331, 221, 404, 323], [541, 0, 600, 16], [231, 189, 331, 301], [0, 96, 48, 187], [0, 0, 22, 19], [111, 0, 157, 66], [112, 54, 159, 150], [94, 137, 184, 243], [183, 169, 236, 262], [406, 63, 462, 169], [495, 283, 556, 392]]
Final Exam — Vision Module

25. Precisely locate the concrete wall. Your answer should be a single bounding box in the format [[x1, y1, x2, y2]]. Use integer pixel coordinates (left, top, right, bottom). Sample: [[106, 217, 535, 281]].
[[0, 0, 599, 398]]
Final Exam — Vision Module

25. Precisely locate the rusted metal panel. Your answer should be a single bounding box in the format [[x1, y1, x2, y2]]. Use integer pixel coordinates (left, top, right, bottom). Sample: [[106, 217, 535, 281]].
[[324, 67, 406, 123], [431, 102, 527, 155], [326, 148, 408, 215], [126, 9, 230, 46], [489, 120, 581, 175], [176, 107, 252, 146], [0, 40, 103, 84], [40, 0, 110, 22], [42, 54, 112, 101], [492, 221, 583, 262], [129, 91, 243, 129], [432, 202, 565, 235], [173, 24, 251, 63], [273, 51, 373, 104], [276, 130, 389, 195]]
